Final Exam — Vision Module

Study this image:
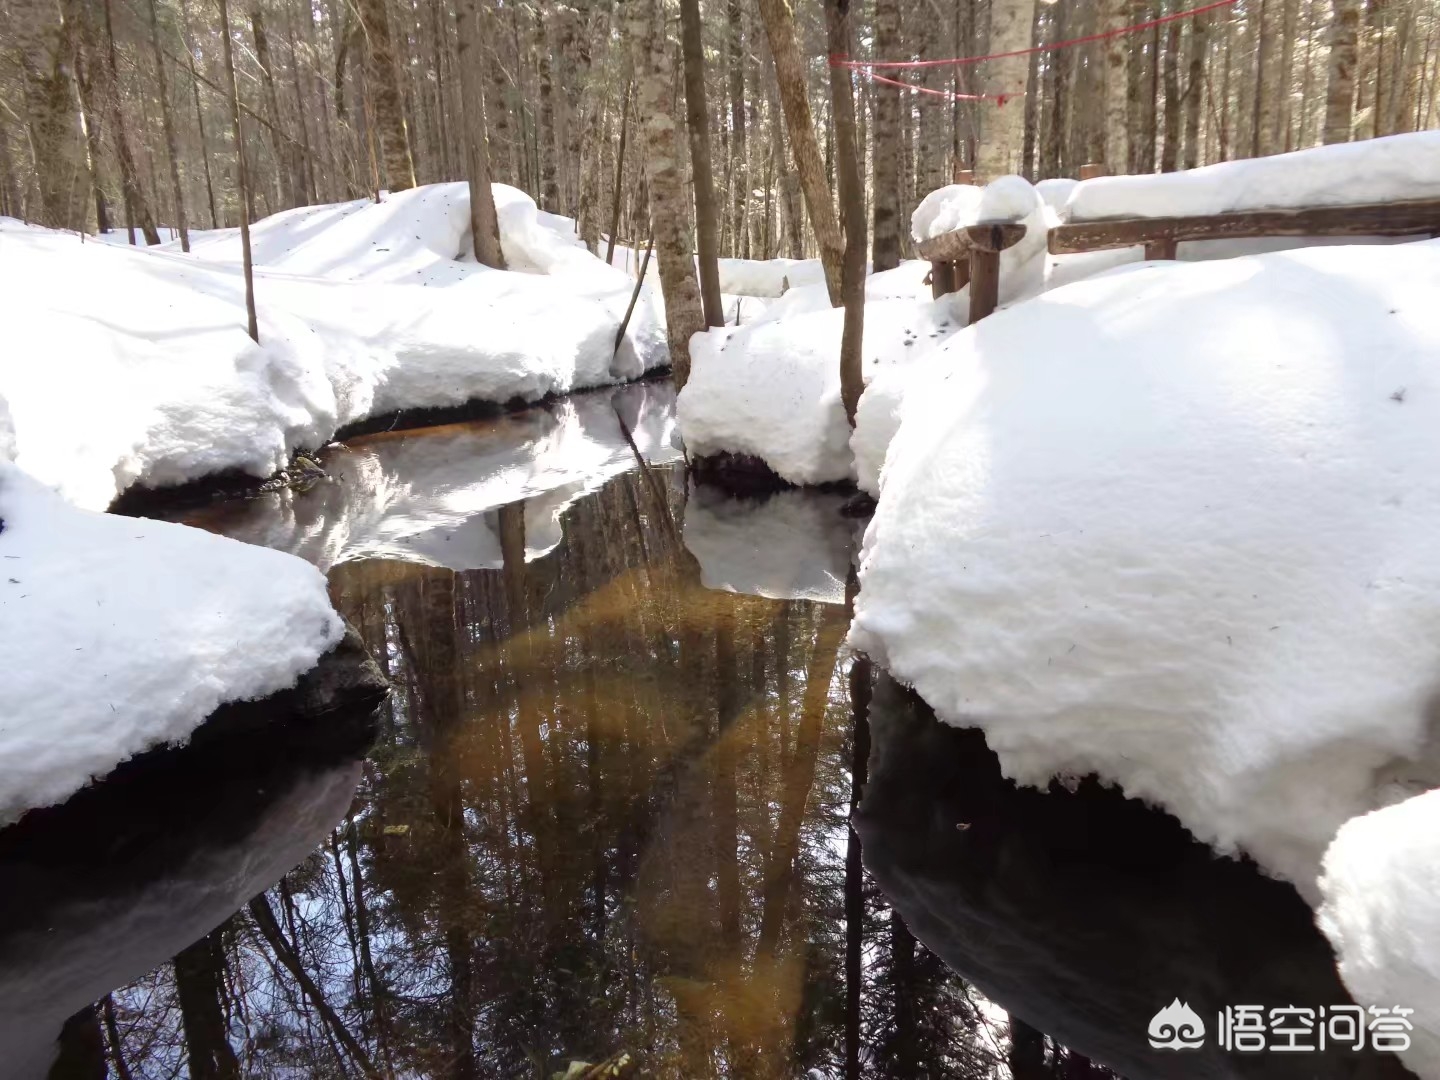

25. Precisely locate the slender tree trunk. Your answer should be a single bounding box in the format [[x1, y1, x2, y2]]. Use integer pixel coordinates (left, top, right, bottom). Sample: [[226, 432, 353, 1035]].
[[604, 79, 631, 265], [727, 0, 749, 258], [755, 0, 843, 303], [150, 0, 190, 248], [826, 0, 865, 427], [358, 0, 416, 190], [1323, 0, 1362, 140], [455, 0, 505, 267], [249, 6, 295, 208], [870, 0, 901, 271], [977, 0, 1037, 179], [1104, 0, 1130, 171], [1183, 14, 1208, 168], [680, 0, 724, 327], [1043, 0, 1070, 176], [1161, 20, 1183, 170], [626, 0, 705, 386], [217, 0, 258, 341], [103, 0, 161, 242], [533, 9, 559, 209], [63, 0, 111, 233]]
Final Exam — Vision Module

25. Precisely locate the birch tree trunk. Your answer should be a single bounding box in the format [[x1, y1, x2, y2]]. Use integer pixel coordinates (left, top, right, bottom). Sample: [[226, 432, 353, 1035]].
[[825, 0, 864, 427], [977, 0, 1037, 179], [455, 0, 504, 268], [755, 0, 843, 303], [1160, 20, 1182, 171], [358, 0, 416, 191], [626, 0, 704, 387], [1323, 0, 1362, 140], [1104, 0, 1131, 171], [1183, 13, 1207, 168], [870, 0, 901, 272]]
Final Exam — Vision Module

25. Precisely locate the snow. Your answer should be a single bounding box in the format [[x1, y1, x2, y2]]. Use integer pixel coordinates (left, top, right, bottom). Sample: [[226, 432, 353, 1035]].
[[1035, 177, 1079, 214], [849, 239, 1440, 903], [682, 485, 859, 604], [1064, 131, 1440, 222], [192, 382, 682, 572], [911, 174, 1042, 244], [911, 184, 985, 242], [0, 463, 344, 821], [1318, 788, 1440, 1079], [678, 295, 966, 486], [716, 256, 827, 297], [0, 184, 665, 510]]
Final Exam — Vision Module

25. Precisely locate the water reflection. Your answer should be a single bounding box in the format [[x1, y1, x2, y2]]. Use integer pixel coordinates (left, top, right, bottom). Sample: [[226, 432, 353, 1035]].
[[14, 461, 1007, 1079], [0, 707, 376, 1079], [179, 382, 682, 572], [856, 673, 1416, 1080]]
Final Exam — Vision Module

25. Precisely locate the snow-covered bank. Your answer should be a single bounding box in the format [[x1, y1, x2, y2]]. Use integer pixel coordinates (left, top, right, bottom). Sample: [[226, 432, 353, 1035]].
[[1319, 789, 1440, 1079], [0, 463, 346, 820], [185, 382, 681, 572], [1, 183, 665, 510], [850, 239, 1440, 902], [679, 294, 964, 486]]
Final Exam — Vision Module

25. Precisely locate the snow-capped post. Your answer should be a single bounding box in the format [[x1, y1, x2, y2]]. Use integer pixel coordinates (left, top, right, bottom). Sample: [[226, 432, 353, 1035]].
[[216, 0, 258, 342], [965, 222, 1026, 324]]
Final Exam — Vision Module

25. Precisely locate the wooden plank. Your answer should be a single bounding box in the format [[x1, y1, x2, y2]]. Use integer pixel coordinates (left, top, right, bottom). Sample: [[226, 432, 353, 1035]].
[[1048, 198, 1440, 254], [915, 231, 973, 263], [1144, 238, 1178, 260], [965, 222, 1028, 253], [969, 248, 1001, 323], [1078, 163, 1107, 180]]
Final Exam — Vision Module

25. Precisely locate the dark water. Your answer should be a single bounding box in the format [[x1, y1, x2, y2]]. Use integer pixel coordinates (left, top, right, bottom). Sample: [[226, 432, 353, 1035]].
[[0, 385, 1414, 1079]]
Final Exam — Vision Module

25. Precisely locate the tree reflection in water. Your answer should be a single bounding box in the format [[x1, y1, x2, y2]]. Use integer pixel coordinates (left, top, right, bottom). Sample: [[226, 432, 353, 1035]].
[[80, 466, 1012, 1079]]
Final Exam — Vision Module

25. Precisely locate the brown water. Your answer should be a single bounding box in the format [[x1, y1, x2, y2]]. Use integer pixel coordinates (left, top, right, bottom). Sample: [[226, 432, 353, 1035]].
[[0, 387, 1406, 1080]]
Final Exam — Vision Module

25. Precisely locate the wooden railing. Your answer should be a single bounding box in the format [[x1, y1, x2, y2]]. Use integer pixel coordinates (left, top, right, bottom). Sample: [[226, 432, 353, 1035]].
[[921, 186, 1440, 326]]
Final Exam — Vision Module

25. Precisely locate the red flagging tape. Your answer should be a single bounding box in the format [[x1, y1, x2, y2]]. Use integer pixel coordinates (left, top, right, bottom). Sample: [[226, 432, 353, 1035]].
[[831, 0, 1237, 72]]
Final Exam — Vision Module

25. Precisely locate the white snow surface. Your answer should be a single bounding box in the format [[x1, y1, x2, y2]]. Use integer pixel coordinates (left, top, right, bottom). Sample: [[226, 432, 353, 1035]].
[[0, 184, 664, 510], [0, 463, 344, 820], [679, 294, 967, 486], [850, 239, 1440, 902], [911, 174, 1042, 243], [716, 256, 827, 297], [1063, 132, 1440, 222], [1319, 788, 1440, 1079]]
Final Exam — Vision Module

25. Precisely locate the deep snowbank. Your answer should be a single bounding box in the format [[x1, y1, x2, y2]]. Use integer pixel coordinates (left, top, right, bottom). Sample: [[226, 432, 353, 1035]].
[[1063, 131, 1440, 221], [0, 463, 344, 820], [1319, 789, 1440, 1079], [1, 184, 665, 510], [678, 294, 966, 486], [850, 239, 1440, 901]]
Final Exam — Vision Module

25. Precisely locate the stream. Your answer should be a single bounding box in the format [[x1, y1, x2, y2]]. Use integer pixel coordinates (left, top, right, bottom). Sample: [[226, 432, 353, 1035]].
[[0, 382, 1412, 1079]]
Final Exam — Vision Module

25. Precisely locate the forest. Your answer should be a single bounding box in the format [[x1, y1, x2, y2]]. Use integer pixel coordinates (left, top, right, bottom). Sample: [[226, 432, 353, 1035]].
[[5, 0, 1437, 277]]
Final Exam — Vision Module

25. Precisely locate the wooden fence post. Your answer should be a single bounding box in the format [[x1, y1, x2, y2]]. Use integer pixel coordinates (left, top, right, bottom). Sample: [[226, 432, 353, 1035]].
[[964, 223, 1027, 324], [1078, 163, 1108, 180]]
